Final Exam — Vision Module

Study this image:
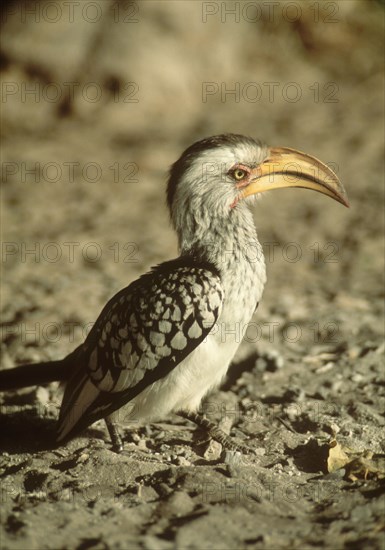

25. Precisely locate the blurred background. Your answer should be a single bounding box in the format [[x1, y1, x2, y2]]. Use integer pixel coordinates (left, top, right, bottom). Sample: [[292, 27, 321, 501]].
[[1, 0, 384, 362], [1, 3, 384, 548]]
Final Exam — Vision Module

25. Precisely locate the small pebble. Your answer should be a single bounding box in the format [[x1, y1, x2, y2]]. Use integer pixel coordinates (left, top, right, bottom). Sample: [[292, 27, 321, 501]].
[[223, 450, 242, 466], [162, 490, 195, 517], [254, 447, 266, 457], [174, 456, 191, 467], [203, 440, 222, 460], [136, 439, 148, 451], [35, 387, 50, 405], [330, 423, 340, 434], [315, 362, 335, 374]]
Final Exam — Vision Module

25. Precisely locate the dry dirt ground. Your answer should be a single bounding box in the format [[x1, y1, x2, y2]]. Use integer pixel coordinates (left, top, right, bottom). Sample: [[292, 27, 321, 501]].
[[1, 1, 384, 549]]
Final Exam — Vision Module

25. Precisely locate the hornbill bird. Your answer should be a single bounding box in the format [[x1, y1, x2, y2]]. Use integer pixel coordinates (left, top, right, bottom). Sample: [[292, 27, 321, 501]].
[[0, 134, 348, 453]]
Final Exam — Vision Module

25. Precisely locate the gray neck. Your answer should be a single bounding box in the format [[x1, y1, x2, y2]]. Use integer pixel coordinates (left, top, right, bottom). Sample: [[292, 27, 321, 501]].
[[176, 204, 267, 315], [177, 204, 260, 269]]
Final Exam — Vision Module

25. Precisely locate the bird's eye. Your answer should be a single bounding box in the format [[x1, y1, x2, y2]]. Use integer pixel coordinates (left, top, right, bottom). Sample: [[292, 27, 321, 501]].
[[231, 168, 247, 181]]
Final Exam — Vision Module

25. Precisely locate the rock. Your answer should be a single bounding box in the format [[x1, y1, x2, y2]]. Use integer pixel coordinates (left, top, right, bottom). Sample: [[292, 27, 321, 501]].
[[223, 450, 243, 467], [161, 491, 195, 517], [254, 349, 284, 373], [35, 386, 50, 405], [173, 456, 191, 467], [136, 439, 149, 451], [203, 440, 223, 461]]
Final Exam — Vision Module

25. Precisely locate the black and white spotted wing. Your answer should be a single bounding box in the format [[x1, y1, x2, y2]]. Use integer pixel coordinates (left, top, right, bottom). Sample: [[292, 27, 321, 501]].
[[57, 257, 223, 441]]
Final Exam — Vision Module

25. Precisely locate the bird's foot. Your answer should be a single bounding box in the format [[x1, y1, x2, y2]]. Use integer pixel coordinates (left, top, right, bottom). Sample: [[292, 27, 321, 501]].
[[105, 418, 123, 453], [178, 411, 253, 455], [105, 413, 253, 455]]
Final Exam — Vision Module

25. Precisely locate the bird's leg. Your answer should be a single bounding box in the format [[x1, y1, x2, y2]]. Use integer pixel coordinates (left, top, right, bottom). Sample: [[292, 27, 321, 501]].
[[178, 411, 252, 454], [105, 417, 123, 453]]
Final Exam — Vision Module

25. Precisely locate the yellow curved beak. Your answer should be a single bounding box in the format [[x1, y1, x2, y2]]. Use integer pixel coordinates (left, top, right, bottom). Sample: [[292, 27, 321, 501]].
[[241, 147, 349, 207]]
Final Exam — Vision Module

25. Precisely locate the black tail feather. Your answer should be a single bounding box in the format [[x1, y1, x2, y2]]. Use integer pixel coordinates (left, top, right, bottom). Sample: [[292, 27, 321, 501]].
[[0, 347, 82, 391], [0, 360, 70, 390]]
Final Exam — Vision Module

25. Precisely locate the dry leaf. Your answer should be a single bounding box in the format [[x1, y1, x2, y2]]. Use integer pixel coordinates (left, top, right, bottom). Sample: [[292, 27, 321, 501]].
[[327, 439, 350, 473], [345, 454, 385, 481], [327, 439, 385, 480]]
